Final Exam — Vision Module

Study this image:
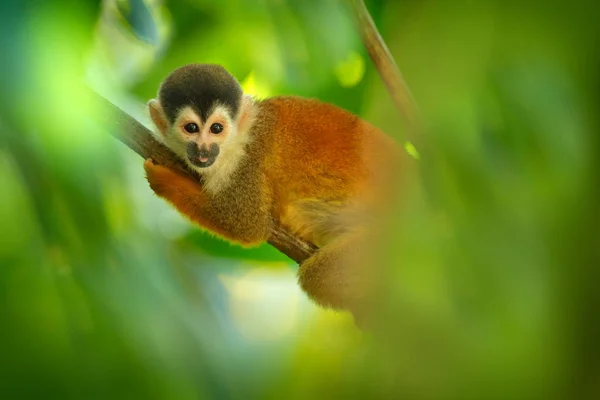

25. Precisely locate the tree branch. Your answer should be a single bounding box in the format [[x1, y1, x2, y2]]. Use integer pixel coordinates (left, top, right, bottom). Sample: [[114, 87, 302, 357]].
[[347, 0, 421, 143], [89, 91, 318, 264]]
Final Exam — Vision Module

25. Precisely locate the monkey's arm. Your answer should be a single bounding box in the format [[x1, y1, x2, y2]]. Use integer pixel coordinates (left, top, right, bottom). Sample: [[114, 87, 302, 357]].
[[144, 159, 270, 246], [144, 159, 229, 238]]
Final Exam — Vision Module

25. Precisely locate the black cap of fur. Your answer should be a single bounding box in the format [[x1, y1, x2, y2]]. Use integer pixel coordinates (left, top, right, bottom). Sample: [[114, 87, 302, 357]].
[[158, 64, 243, 123]]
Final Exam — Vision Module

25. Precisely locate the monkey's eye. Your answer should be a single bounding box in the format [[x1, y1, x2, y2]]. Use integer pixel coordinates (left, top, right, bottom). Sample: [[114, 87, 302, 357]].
[[184, 123, 199, 134], [210, 123, 224, 134]]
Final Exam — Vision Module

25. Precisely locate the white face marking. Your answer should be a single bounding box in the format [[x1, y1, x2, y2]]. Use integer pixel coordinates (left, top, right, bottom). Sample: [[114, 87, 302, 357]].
[[162, 106, 200, 158], [201, 104, 251, 193]]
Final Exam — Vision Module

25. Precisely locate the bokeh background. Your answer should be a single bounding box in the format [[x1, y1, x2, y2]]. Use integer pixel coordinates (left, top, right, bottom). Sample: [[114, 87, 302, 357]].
[[1, 0, 599, 399]]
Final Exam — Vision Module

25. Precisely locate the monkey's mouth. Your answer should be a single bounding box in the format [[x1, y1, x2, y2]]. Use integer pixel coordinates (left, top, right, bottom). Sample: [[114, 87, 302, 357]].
[[187, 142, 220, 168], [189, 155, 217, 168]]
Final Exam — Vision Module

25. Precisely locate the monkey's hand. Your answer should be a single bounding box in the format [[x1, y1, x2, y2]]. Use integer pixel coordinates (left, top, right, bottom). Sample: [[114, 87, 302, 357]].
[[144, 158, 197, 197]]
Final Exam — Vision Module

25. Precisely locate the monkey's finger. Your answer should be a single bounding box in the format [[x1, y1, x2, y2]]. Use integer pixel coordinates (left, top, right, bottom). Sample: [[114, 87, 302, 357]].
[[144, 158, 160, 173]]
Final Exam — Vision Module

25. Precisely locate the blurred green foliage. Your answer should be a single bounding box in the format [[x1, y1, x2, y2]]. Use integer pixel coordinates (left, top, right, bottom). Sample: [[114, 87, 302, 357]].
[[1, 0, 599, 399]]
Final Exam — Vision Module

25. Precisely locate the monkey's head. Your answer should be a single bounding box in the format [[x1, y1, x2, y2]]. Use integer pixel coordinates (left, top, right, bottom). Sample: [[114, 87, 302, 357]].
[[148, 64, 255, 172]]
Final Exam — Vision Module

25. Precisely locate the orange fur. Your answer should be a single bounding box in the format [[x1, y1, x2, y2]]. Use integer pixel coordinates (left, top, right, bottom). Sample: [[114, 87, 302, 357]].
[[259, 97, 399, 245]]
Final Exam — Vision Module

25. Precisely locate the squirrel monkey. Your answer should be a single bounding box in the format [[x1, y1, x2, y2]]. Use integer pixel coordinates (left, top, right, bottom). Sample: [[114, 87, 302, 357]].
[[145, 64, 400, 317]]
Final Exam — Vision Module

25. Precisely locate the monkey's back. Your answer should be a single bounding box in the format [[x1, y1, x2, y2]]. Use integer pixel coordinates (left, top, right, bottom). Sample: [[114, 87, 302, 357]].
[[256, 96, 399, 245]]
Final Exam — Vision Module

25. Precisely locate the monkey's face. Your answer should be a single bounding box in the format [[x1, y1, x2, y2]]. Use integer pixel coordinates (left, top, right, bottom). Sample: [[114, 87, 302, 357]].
[[166, 104, 239, 171], [148, 64, 254, 179]]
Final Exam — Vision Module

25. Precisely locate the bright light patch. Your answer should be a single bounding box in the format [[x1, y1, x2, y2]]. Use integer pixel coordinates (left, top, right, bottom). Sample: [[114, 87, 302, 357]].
[[334, 51, 365, 88], [241, 71, 272, 99], [28, 5, 97, 139], [219, 266, 304, 341], [405, 141, 420, 160]]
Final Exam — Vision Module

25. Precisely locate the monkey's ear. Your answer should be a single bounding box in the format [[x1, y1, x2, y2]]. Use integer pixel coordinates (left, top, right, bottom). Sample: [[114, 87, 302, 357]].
[[148, 99, 168, 136], [237, 95, 257, 135]]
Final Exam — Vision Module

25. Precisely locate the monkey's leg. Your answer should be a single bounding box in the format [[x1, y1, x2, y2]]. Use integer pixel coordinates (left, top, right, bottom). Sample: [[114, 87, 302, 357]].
[[298, 232, 374, 318], [143, 159, 269, 245]]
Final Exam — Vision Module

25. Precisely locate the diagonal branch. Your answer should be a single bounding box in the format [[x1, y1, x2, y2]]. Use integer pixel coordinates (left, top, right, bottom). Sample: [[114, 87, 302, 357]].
[[347, 0, 421, 143], [88, 91, 318, 264]]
